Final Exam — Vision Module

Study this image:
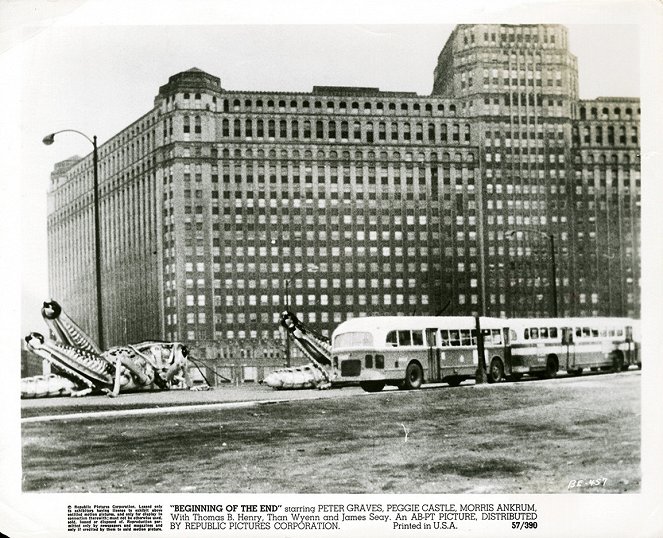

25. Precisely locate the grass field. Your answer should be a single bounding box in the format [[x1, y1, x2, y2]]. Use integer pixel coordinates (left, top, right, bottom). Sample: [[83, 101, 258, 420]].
[[21, 371, 640, 494]]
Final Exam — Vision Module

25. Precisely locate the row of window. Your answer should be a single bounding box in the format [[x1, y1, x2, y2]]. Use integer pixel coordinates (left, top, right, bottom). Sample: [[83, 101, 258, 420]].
[[222, 98, 458, 115], [469, 74, 565, 89], [574, 125, 638, 146], [213, 169, 469, 186], [219, 118, 471, 144], [472, 28, 562, 46], [175, 208, 442, 225], [337, 324, 629, 350], [169, 275, 427, 292], [574, 153, 638, 165], [383, 328, 505, 348], [98, 116, 159, 157], [579, 105, 639, 120], [485, 128, 566, 141], [520, 325, 625, 340], [169, 308, 483, 330], [211, 147, 475, 163]]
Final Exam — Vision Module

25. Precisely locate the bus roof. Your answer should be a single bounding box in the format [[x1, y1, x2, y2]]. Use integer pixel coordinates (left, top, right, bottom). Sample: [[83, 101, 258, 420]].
[[332, 315, 507, 337]]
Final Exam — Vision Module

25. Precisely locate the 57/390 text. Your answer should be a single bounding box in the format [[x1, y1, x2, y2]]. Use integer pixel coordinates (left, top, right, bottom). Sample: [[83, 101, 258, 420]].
[[512, 522, 538, 530]]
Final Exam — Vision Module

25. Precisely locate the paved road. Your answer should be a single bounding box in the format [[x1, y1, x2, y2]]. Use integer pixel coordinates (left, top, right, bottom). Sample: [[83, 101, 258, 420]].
[[20, 382, 368, 419], [21, 368, 640, 420]]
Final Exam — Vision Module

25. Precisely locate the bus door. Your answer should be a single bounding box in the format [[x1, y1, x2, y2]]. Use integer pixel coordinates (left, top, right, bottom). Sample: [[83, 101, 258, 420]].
[[502, 327, 512, 375], [561, 327, 575, 370], [625, 325, 633, 366], [426, 328, 441, 382]]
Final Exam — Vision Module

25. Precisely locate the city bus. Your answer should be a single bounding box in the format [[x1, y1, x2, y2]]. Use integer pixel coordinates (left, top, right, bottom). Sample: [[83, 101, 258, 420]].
[[331, 315, 640, 392], [331, 316, 511, 392], [508, 317, 640, 379]]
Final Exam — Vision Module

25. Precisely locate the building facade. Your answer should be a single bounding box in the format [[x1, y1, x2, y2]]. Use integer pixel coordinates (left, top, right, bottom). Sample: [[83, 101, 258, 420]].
[[46, 24, 640, 364]]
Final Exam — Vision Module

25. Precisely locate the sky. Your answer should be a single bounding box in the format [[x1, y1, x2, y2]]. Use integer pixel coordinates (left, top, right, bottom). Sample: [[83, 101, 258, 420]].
[[0, 1, 652, 335]]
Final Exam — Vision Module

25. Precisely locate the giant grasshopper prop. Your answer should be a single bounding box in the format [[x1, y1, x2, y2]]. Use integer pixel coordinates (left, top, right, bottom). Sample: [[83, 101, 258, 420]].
[[261, 310, 335, 390], [22, 300, 206, 398]]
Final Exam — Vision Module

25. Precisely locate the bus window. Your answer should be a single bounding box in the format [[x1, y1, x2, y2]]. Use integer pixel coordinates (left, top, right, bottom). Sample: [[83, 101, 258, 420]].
[[398, 330, 412, 346], [481, 329, 492, 345], [412, 330, 424, 346], [549, 327, 558, 339], [510, 329, 517, 342], [461, 330, 472, 346], [449, 330, 461, 346], [365, 355, 373, 368], [334, 331, 374, 348], [616, 328, 624, 337], [491, 329, 502, 345], [608, 329, 615, 337], [582, 327, 591, 337], [539, 327, 548, 339], [530, 328, 539, 339], [425, 329, 437, 346], [524, 328, 530, 340], [440, 330, 449, 346], [591, 328, 599, 338], [575, 327, 582, 338], [600, 329, 607, 337], [386, 331, 398, 346], [375, 354, 384, 368]]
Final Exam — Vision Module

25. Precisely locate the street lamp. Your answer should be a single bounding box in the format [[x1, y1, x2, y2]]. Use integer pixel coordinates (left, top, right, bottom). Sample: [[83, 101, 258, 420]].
[[43, 129, 104, 349], [506, 229, 558, 318], [283, 263, 319, 366]]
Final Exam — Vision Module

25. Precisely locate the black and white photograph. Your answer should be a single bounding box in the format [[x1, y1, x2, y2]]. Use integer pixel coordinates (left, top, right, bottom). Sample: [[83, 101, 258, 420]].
[[1, 0, 662, 537]]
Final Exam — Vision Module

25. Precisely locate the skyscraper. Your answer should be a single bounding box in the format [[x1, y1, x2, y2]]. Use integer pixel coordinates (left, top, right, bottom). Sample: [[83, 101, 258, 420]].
[[45, 24, 640, 365], [432, 25, 639, 319]]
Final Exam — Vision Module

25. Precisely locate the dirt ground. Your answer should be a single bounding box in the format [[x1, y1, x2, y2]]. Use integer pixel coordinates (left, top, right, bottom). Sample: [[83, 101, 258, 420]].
[[21, 371, 640, 494]]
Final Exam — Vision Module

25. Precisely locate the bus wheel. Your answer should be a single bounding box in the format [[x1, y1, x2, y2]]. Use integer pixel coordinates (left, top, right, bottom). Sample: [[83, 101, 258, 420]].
[[487, 358, 504, 383], [360, 381, 385, 393], [403, 362, 424, 390], [544, 356, 558, 379]]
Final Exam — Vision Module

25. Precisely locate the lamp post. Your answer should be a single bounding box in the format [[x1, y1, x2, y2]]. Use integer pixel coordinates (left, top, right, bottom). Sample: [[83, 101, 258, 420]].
[[282, 263, 319, 367], [43, 130, 104, 349], [506, 229, 558, 318]]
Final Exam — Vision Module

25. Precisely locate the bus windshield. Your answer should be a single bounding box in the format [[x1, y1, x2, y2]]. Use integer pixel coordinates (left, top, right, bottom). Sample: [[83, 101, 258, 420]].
[[333, 331, 374, 349]]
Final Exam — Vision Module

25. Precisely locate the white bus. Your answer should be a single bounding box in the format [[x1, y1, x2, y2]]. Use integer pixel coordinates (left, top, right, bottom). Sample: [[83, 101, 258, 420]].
[[508, 317, 640, 379], [331, 315, 640, 392], [331, 316, 510, 392]]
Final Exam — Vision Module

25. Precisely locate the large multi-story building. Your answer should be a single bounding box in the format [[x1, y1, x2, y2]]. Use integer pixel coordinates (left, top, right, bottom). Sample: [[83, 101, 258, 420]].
[[46, 24, 640, 365]]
